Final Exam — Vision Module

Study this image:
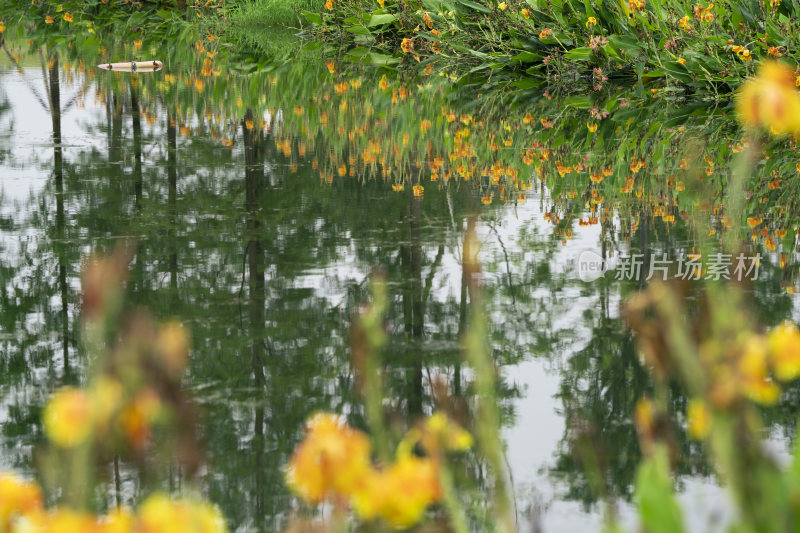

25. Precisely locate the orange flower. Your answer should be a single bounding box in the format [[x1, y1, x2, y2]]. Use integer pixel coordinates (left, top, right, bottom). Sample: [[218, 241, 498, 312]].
[[45, 15, 54, 24], [401, 38, 414, 54], [64, 12, 73, 22]]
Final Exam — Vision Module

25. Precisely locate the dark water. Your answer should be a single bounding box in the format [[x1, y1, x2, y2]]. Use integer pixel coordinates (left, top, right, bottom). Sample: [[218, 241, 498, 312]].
[[1, 34, 799, 532]]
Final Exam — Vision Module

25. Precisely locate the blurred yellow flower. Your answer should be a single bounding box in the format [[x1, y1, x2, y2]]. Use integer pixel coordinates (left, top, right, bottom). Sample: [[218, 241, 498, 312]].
[[737, 61, 800, 136], [20, 508, 96, 532], [768, 322, 800, 381], [420, 412, 473, 453], [138, 493, 227, 533], [739, 336, 780, 405], [64, 13, 73, 22], [286, 413, 372, 503], [0, 21, 5, 33], [687, 398, 710, 440], [0, 473, 42, 530], [352, 455, 440, 528], [45, 16, 54, 24], [587, 122, 598, 132], [498, 2, 507, 10], [43, 387, 93, 448], [97, 507, 135, 533], [586, 16, 597, 27], [156, 321, 189, 378], [401, 38, 414, 53]]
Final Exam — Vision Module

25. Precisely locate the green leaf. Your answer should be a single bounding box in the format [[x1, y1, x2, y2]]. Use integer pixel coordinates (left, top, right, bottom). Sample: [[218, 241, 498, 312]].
[[368, 52, 401, 65], [564, 47, 593, 60], [366, 13, 398, 26], [302, 11, 323, 24], [457, 0, 491, 13], [635, 446, 685, 533], [511, 51, 542, 62]]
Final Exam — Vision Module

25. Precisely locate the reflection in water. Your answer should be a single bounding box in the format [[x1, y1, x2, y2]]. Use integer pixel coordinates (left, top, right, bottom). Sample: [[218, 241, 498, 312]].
[[1, 36, 800, 531]]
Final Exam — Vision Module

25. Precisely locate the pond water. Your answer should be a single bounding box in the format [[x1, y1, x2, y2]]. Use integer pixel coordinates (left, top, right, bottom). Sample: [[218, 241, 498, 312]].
[[1, 28, 800, 533]]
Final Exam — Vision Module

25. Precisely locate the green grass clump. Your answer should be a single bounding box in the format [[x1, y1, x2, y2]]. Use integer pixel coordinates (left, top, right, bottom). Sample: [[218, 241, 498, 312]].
[[227, 0, 324, 29]]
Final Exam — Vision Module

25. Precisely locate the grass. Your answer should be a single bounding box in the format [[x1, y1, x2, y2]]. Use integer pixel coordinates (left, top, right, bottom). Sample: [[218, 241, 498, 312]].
[[226, 0, 324, 29]]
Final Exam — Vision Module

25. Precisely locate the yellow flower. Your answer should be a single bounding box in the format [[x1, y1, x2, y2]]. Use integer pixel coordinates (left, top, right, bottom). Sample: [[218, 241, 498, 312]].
[[392, 184, 404, 192], [97, 507, 135, 533], [768, 322, 800, 381], [738, 61, 800, 136], [138, 493, 227, 533], [133, 39, 142, 50], [679, 15, 691, 30], [324, 0, 334, 9], [326, 60, 335, 73], [739, 49, 752, 62], [413, 184, 424, 198], [677, 57, 686, 64], [0, 473, 42, 529], [379, 74, 388, 90], [739, 336, 781, 405], [687, 398, 710, 440], [43, 387, 93, 448], [352, 456, 440, 528], [498, 1, 507, 10], [45, 16, 54, 24], [286, 413, 372, 503], [420, 412, 473, 452], [401, 38, 414, 53], [64, 13, 73, 22], [0, 21, 5, 33], [21, 508, 97, 532], [587, 122, 598, 132], [586, 16, 597, 28], [521, 8, 530, 18]]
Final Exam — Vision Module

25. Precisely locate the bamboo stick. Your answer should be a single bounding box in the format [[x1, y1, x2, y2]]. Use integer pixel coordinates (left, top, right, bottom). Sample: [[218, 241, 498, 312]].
[[97, 61, 163, 72]]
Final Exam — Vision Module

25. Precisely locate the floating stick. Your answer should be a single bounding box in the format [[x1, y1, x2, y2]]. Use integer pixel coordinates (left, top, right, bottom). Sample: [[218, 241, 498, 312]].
[[97, 61, 163, 72]]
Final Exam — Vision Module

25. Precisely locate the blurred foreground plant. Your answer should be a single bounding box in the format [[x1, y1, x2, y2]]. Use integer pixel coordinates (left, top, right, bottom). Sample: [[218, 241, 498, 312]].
[[284, 221, 517, 531], [0, 245, 226, 533], [625, 284, 800, 533]]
